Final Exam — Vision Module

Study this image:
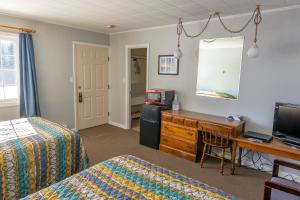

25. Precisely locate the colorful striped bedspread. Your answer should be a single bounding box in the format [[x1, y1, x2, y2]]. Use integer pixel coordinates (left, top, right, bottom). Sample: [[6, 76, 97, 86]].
[[23, 155, 238, 200], [0, 117, 88, 200]]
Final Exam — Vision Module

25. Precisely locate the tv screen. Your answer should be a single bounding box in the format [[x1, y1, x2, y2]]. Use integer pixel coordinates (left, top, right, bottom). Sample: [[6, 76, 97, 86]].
[[273, 103, 300, 140]]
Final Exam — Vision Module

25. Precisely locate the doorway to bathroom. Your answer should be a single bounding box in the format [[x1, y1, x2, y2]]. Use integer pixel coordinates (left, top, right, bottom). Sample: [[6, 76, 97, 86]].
[[129, 47, 148, 132], [125, 43, 150, 131]]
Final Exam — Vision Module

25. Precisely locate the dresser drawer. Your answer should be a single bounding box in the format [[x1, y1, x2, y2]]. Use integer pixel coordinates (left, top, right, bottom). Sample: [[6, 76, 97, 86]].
[[161, 124, 197, 141], [161, 114, 172, 122], [159, 144, 196, 162], [198, 121, 233, 135], [184, 118, 198, 128], [172, 116, 185, 125], [160, 135, 197, 154]]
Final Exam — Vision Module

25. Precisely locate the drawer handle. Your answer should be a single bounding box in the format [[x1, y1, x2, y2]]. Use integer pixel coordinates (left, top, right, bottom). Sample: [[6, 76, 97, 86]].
[[186, 145, 192, 149], [162, 138, 168, 142], [187, 132, 193, 136]]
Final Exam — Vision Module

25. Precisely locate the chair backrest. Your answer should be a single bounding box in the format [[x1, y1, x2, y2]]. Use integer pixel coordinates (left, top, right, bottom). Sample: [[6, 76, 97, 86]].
[[200, 122, 232, 148]]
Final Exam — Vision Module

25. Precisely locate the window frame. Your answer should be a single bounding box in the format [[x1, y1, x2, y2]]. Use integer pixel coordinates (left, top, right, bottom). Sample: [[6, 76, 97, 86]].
[[0, 31, 20, 107]]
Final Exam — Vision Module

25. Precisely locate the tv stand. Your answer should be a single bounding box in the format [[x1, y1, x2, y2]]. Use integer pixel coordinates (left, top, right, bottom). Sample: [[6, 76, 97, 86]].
[[232, 136, 300, 175]]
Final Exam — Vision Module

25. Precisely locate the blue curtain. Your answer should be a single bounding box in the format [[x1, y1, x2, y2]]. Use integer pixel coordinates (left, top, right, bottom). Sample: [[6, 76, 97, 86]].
[[19, 33, 41, 117]]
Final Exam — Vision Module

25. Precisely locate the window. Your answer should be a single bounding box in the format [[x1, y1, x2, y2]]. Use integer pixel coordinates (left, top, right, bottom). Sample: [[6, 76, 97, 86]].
[[0, 32, 19, 106]]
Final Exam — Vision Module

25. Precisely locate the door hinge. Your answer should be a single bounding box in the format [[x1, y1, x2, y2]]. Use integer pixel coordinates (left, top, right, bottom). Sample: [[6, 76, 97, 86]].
[[108, 56, 110, 62], [108, 112, 110, 116], [107, 84, 110, 89]]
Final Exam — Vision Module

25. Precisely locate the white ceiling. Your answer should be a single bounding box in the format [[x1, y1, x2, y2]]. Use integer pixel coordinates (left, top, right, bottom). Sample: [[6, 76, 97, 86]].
[[0, 0, 299, 34]]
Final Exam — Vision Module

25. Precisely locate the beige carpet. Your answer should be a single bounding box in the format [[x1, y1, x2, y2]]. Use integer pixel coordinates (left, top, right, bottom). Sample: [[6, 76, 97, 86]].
[[79, 124, 271, 200]]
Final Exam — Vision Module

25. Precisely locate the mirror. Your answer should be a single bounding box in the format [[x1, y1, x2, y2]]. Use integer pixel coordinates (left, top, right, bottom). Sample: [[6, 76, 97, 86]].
[[196, 36, 244, 100]]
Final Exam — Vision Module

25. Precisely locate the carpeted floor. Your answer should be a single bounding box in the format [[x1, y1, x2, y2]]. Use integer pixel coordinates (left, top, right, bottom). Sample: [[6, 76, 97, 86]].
[[79, 124, 271, 200]]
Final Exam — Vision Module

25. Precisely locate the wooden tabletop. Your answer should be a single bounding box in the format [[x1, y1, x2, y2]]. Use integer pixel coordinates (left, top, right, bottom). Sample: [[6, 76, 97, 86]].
[[234, 136, 300, 161], [161, 110, 245, 128]]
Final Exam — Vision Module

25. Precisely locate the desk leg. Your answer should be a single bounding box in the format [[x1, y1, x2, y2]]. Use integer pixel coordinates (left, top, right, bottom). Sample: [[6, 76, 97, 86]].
[[231, 141, 237, 175], [238, 147, 242, 167]]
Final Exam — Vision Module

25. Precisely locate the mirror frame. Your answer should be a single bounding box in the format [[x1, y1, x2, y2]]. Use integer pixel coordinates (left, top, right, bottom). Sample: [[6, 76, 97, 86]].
[[195, 36, 245, 100]]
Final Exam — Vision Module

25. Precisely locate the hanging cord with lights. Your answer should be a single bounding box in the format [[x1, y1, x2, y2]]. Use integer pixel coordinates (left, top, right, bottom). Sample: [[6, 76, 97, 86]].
[[174, 5, 262, 59]]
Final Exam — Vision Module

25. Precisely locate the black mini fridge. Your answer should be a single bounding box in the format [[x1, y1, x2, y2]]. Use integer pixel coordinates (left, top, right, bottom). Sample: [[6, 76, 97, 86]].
[[140, 104, 169, 149]]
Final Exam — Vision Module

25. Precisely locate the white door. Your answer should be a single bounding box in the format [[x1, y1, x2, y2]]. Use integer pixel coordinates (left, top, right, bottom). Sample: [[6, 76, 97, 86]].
[[75, 44, 108, 130]]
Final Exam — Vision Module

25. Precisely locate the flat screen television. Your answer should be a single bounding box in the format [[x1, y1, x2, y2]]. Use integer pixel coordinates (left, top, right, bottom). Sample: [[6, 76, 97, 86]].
[[272, 102, 300, 147]]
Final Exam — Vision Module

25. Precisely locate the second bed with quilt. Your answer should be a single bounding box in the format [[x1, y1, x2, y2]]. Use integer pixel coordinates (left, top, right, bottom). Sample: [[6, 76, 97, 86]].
[[0, 117, 88, 199], [22, 155, 238, 200]]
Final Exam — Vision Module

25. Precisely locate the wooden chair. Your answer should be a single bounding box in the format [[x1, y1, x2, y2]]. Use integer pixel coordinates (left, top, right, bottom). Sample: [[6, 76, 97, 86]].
[[264, 159, 300, 200], [200, 122, 232, 175]]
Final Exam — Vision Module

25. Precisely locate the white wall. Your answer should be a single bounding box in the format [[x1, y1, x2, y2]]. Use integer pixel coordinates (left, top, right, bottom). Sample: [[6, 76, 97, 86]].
[[0, 14, 109, 128], [109, 7, 300, 134], [0, 106, 19, 121]]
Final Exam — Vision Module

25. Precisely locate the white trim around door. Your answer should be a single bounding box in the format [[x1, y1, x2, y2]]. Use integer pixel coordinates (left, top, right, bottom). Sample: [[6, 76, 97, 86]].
[[125, 43, 150, 130], [72, 41, 110, 131]]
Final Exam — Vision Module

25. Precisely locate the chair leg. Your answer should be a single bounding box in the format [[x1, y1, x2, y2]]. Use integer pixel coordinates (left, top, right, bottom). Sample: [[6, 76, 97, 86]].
[[220, 148, 225, 175], [263, 186, 272, 200], [200, 144, 207, 168], [238, 147, 242, 167], [208, 146, 212, 155]]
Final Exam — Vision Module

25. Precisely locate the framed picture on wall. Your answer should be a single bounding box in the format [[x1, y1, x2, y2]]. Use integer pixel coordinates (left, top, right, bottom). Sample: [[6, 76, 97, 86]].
[[158, 55, 179, 75]]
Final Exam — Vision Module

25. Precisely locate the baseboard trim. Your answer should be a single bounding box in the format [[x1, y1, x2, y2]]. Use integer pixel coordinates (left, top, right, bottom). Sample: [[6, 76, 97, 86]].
[[108, 120, 127, 129]]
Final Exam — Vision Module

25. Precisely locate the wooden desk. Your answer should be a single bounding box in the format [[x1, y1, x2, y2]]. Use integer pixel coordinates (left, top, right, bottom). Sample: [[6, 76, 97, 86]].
[[160, 110, 245, 165], [232, 136, 300, 174]]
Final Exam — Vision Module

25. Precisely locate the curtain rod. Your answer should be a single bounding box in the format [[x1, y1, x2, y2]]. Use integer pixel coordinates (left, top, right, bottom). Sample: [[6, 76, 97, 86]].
[[0, 24, 36, 33]]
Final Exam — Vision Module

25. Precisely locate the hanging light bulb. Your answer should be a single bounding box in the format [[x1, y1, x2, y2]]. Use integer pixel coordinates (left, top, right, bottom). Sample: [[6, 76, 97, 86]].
[[174, 48, 182, 59], [247, 43, 259, 58], [247, 5, 262, 59], [174, 18, 183, 60], [173, 6, 262, 59]]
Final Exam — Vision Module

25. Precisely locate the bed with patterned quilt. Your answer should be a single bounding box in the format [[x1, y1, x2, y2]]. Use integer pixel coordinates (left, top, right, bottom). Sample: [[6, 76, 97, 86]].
[[22, 155, 238, 200], [0, 117, 88, 200]]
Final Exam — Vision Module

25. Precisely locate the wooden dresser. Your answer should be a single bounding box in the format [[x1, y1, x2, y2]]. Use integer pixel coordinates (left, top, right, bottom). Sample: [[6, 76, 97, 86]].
[[159, 110, 245, 162]]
